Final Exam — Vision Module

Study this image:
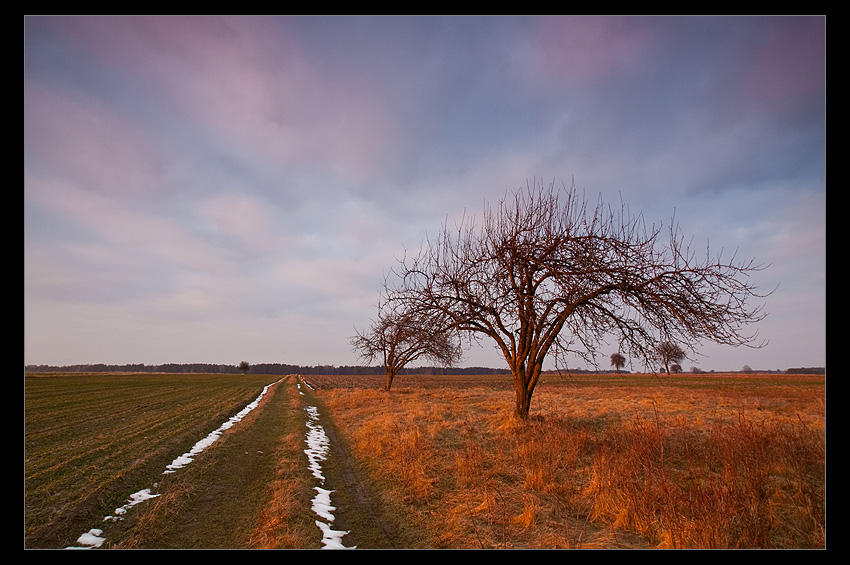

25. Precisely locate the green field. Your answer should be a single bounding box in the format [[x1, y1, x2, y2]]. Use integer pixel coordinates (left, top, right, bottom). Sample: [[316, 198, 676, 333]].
[[24, 372, 287, 548]]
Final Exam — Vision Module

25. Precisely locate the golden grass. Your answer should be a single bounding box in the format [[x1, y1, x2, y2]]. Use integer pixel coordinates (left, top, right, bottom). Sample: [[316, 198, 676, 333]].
[[246, 382, 317, 549], [246, 429, 315, 549], [315, 373, 825, 549]]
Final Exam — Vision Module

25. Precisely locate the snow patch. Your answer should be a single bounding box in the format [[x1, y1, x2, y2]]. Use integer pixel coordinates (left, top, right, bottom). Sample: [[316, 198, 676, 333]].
[[165, 379, 281, 473], [303, 400, 355, 549], [71, 529, 105, 549], [103, 488, 161, 522]]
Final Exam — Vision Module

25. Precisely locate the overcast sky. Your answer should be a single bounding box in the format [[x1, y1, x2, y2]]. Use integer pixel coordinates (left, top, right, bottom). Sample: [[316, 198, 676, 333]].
[[24, 16, 825, 371]]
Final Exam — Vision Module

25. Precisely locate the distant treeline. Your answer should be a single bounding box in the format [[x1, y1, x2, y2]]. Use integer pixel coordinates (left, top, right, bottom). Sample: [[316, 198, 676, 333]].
[[784, 367, 826, 375], [22, 362, 514, 376], [24, 363, 825, 376]]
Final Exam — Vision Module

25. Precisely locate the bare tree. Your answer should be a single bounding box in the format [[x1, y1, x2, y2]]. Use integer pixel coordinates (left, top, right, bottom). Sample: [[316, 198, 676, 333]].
[[351, 300, 463, 391], [610, 352, 626, 373], [387, 178, 770, 419], [238, 361, 251, 374], [656, 341, 686, 374]]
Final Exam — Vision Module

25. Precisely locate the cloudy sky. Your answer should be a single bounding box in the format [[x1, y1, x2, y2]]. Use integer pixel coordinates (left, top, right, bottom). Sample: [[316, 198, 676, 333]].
[[24, 16, 825, 371]]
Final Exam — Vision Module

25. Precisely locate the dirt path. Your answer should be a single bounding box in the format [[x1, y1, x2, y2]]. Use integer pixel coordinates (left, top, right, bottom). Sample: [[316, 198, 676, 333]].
[[105, 376, 304, 548], [100, 376, 407, 549], [297, 377, 407, 548]]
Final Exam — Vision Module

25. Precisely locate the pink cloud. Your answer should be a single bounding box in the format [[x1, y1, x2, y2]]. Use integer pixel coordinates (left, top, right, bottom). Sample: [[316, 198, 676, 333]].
[[55, 16, 396, 182], [738, 17, 825, 115], [25, 168, 232, 278], [529, 16, 657, 86], [25, 80, 166, 198]]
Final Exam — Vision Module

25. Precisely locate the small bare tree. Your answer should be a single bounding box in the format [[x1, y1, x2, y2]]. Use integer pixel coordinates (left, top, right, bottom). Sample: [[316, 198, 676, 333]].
[[656, 341, 686, 374], [387, 178, 770, 419], [610, 352, 627, 373], [351, 300, 463, 391]]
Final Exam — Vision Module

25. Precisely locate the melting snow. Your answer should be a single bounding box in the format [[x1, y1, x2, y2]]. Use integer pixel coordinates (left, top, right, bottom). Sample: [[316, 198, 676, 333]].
[[303, 401, 355, 549], [165, 379, 281, 473], [103, 488, 161, 522], [71, 529, 105, 549]]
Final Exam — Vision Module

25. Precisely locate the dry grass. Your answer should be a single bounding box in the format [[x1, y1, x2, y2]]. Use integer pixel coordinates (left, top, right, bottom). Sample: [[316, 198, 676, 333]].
[[315, 373, 825, 549], [247, 382, 317, 549], [246, 429, 315, 549]]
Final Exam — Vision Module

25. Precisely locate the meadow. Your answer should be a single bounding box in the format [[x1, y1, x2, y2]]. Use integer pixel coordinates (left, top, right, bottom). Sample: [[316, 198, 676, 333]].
[[308, 372, 826, 548], [24, 371, 826, 549]]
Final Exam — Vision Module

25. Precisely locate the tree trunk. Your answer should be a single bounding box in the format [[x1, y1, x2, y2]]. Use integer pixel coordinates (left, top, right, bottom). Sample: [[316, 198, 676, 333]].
[[511, 361, 544, 420], [514, 385, 533, 419], [384, 369, 396, 392], [512, 366, 534, 420]]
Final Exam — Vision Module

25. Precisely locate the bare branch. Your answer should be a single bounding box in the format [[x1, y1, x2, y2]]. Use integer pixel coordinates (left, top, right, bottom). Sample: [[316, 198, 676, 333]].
[[385, 178, 771, 418], [351, 295, 463, 391]]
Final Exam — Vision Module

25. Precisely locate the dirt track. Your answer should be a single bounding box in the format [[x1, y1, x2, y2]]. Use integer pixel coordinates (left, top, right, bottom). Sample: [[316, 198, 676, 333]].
[[297, 377, 409, 548], [110, 376, 409, 549]]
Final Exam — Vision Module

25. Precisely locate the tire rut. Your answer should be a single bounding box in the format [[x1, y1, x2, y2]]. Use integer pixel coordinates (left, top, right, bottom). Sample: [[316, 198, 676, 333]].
[[298, 377, 402, 549]]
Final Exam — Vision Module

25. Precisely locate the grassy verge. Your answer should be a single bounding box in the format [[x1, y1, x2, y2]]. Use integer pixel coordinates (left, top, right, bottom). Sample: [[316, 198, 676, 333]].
[[297, 380, 426, 548]]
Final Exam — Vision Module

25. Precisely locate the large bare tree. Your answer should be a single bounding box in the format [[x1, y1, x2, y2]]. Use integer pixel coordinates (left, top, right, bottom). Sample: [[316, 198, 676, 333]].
[[387, 178, 770, 419], [351, 300, 463, 391]]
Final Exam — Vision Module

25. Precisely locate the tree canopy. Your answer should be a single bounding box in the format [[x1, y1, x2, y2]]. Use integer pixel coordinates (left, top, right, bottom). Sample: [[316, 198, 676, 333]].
[[384, 178, 770, 418]]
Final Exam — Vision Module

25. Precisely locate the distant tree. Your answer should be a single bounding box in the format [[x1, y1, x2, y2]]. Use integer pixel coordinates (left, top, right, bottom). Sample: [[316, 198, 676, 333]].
[[742, 364, 753, 373], [384, 179, 770, 419], [351, 300, 463, 391], [238, 361, 251, 374], [670, 363, 682, 373], [657, 342, 686, 375], [610, 352, 626, 373]]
